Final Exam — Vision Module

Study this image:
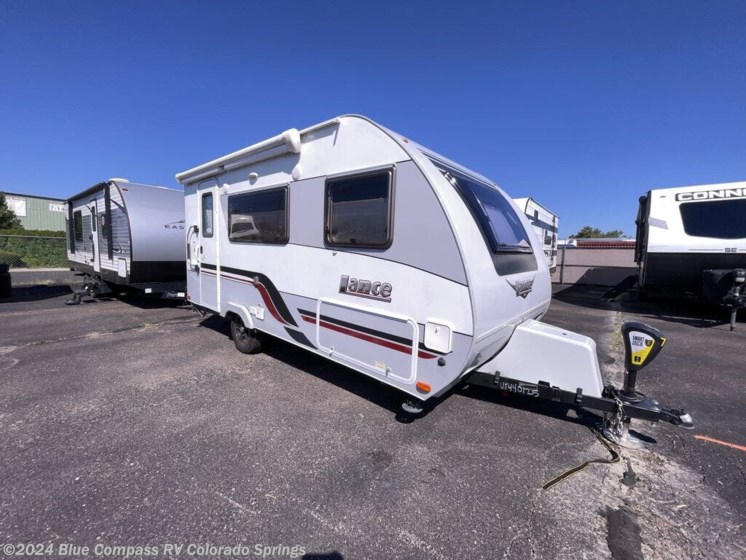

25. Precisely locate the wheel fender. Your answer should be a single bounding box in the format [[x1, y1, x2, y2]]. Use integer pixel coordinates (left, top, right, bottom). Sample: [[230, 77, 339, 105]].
[[224, 302, 255, 330]]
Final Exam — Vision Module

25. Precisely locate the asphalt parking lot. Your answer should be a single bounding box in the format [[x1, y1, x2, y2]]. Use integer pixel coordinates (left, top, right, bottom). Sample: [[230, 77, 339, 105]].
[[1, 272, 744, 560]]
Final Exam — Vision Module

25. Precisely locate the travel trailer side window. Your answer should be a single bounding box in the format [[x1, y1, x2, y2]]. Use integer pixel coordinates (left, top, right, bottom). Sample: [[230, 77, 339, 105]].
[[73, 210, 83, 242], [202, 193, 214, 238], [325, 170, 393, 249], [227, 187, 288, 244], [679, 199, 746, 239]]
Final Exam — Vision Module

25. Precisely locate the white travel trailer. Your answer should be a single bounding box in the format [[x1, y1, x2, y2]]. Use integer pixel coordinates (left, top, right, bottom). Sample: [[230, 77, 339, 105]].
[[65, 179, 186, 303], [635, 182, 746, 321], [513, 197, 559, 272], [177, 115, 691, 436]]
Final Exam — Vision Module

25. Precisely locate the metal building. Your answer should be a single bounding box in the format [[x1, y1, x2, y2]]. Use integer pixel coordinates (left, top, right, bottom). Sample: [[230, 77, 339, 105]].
[[1, 191, 66, 231]]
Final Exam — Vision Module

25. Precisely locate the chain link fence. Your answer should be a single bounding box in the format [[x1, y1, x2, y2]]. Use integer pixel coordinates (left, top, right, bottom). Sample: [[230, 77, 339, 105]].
[[0, 234, 68, 269], [551, 246, 638, 286]]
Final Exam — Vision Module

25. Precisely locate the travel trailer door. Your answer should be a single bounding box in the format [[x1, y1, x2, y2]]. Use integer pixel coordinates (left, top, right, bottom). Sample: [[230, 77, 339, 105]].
[[194, 183, 219, 311], [89, 201, 101, 273]]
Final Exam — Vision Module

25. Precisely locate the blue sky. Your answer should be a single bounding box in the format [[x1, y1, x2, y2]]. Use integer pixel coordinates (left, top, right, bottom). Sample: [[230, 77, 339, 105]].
[[1, 1, 744, 237]]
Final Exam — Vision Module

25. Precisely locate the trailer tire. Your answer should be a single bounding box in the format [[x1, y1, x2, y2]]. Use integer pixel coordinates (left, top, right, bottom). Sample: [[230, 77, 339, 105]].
[[230, 316, 263, 354]]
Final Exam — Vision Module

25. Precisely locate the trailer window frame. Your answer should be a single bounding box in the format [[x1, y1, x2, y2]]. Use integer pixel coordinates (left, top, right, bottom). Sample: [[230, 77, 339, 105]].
[[73, 210, 83, 242], [202, 192, 214, 238], [324, 168, 394, 250], [227, 186, 289, 245]]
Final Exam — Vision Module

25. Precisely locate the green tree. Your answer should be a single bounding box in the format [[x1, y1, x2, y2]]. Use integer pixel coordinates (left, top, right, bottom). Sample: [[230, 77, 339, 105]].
[[570, 226, 626, 238], [0, 193, 23, 230]]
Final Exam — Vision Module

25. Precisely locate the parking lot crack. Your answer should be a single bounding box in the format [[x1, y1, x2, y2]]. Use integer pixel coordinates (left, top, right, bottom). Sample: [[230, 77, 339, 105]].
[[605, 505, 644, 560], [215, 492, 259, 515]]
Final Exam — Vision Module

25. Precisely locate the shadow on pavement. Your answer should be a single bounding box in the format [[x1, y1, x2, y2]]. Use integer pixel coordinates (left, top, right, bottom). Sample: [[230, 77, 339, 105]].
[[552, 284, 619, 311], [456, 382, 598, 426], [0, 284, 73, 303], [198, 314, 406, 418], [196, 311, 619, 430], [553, 282, 744, 329], [618, 291, 742, 329]]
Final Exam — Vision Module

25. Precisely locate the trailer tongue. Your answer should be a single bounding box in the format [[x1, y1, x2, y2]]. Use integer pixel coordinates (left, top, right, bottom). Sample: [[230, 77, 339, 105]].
[[464, 320, 693, 447]]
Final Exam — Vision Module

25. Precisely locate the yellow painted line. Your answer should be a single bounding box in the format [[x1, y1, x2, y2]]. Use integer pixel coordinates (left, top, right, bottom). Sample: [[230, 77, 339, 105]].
[[694, 435, 746, 452]]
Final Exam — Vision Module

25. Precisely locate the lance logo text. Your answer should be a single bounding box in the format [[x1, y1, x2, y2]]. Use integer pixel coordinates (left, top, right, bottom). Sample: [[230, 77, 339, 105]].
[[339, 275, 393, 302]]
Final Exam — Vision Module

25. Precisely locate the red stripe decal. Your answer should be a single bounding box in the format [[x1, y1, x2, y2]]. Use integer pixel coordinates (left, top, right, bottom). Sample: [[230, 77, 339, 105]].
[[203, 271, 293, 326], [222, 274, 254, 286], [301, 315, 436, 359], [256, 283, 288, 325]]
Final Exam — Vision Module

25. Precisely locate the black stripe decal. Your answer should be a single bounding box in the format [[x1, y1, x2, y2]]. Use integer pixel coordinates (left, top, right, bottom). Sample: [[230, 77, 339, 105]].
[[299, 308, 414, 346], [285, 328, 316, 349], [202, 262, 217, 271], [298, 308, 443, 356]]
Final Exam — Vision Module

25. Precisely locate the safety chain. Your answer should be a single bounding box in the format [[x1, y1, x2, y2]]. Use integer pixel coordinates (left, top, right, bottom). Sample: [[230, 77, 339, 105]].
[[602, 393, 626, 443]]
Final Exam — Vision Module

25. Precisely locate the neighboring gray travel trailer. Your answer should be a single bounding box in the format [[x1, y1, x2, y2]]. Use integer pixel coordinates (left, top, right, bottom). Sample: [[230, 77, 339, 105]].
[[513, 197, 559, 272], [65, 179, 186, 303], [635, 182, 746, 325], [176, 115, 692, 440]]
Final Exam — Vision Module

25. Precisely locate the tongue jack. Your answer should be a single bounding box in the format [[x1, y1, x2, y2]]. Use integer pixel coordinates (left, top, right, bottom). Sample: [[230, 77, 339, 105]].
[[602, 322, 693, 447], [620, 322, 666, 402]]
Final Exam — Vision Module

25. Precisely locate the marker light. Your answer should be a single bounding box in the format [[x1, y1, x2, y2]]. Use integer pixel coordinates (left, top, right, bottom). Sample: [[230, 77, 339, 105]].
[[416, 381, 431, 394]]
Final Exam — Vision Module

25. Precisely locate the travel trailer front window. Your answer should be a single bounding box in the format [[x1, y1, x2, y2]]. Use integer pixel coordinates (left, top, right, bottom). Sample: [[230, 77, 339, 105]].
[[432, 162, 537, 275], [325, 170, 392, 248], [228, 187, 288, 244], [679, 199, 746, 239], [202, 193, 213, 238], [437, 168, 532, 253], [73, 210, 83, 242]]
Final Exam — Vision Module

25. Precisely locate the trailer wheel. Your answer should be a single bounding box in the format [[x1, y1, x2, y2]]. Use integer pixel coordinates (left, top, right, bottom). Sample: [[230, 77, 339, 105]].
[[230, 316, 263, 354]]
